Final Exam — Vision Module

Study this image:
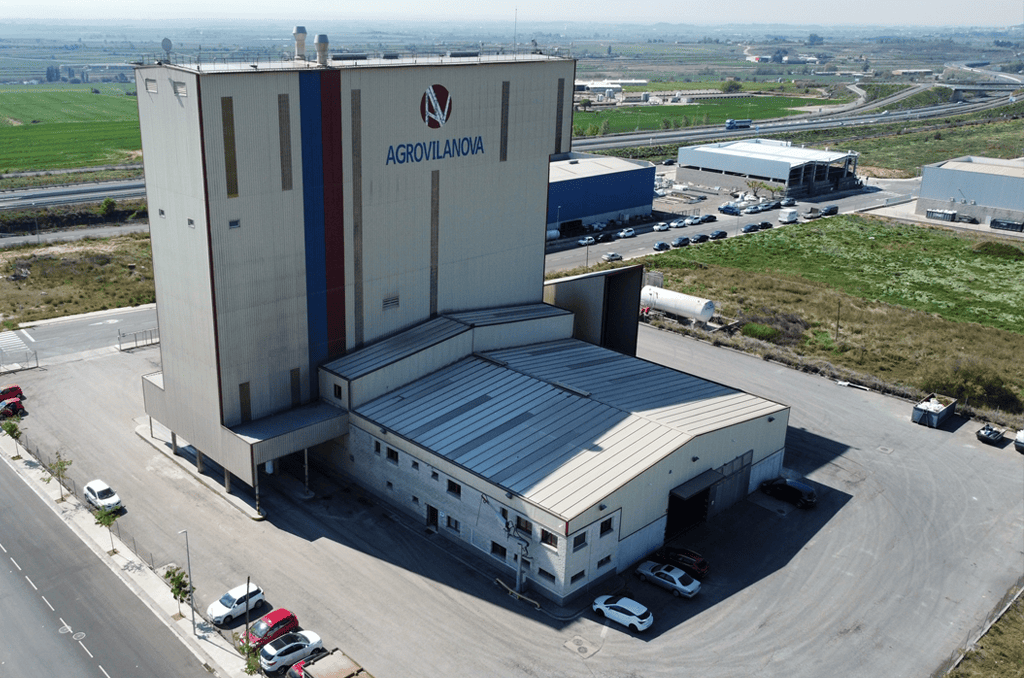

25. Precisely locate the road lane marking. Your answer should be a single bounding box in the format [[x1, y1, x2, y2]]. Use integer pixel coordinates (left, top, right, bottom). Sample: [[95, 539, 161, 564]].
[[41, 595, 54, 611], [10, 557, 21, 570], [19, 329, 35, 343], [79, 641, 93, 658], [25, 575, 37, 590], [98, 665, 112, 678], [0, 541, 6, 552]]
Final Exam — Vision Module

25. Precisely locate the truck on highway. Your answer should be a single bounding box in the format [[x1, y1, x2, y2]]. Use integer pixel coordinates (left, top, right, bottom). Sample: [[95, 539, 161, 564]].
[[725, 119, 752, 130]]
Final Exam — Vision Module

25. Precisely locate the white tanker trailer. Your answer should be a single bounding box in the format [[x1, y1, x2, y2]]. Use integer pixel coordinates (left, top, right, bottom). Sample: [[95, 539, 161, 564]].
[[640, 286, 715, 322]]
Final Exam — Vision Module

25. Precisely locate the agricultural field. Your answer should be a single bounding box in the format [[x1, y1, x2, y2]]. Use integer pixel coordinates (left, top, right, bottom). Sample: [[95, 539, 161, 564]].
[[572, 95, 832, 135], [0, 83, 141, 172], [556, 215, 1024, 422]]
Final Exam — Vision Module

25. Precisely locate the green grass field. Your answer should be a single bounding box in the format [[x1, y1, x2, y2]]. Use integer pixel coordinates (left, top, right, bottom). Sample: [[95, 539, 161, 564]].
[[0, 84, 141, 172], [573, 95, 829, 134]]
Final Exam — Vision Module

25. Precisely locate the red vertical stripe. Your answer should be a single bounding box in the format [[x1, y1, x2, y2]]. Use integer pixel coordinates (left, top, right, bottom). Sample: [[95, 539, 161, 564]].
[[320, 70, 345, 359]]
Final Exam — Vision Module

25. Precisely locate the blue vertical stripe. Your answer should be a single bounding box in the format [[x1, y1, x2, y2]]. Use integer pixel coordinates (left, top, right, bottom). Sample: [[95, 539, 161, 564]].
[[300, 72, 328, 392]]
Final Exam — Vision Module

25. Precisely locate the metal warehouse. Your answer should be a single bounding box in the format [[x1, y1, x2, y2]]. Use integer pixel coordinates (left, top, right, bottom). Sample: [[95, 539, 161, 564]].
[[135, 30, 791, 604], [674, 138, 860, 198], [916, 156, 1024, 224], [547, 152, 655, 231]]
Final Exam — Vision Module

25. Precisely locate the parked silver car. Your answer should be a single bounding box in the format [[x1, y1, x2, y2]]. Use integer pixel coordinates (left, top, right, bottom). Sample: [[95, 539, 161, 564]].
[[635, 560, 701, 598]]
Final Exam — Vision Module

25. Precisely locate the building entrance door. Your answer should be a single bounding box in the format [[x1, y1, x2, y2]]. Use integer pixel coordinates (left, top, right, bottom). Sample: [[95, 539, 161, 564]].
[[426, 505, 439, 529]]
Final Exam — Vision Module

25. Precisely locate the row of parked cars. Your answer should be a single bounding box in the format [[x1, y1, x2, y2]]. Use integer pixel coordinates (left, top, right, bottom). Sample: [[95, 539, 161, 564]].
[[720, 197, 797, 216], [207, 582, 327, 676], [0, 383, 27, 420]]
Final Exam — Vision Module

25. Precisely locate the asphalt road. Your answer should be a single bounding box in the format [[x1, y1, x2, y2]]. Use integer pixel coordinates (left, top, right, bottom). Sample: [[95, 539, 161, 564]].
[[0, 455, 212, 678], [5, 315, 1022, 678]]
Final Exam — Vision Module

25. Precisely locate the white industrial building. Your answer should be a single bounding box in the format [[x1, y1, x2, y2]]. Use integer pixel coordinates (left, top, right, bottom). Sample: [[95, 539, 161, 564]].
[[135, 30, 790, 604], [916, 156, 1024, 226], [675, 138, 861, 198]]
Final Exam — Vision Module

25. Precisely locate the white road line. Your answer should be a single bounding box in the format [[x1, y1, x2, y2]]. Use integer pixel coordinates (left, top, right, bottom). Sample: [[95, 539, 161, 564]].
[[25, 575, 37, 590], [0, 541, 6, 552], [19, 329, 35, 343], [79, 641, 93, 658], [42, 595, 54, 611], [98, 665, 112, 678], [10, 557, 21, 570], [59, 617, 69, 629]]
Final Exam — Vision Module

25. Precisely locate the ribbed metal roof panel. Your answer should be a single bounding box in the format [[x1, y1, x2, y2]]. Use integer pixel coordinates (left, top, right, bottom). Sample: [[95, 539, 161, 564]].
[[322, 317, 469, 379]]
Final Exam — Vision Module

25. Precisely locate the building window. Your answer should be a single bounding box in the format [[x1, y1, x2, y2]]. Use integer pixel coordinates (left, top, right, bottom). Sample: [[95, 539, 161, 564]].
[[570, 570, 586, 584], [600, 517, 614, 537], [538, 568, 556, 583], [500, 508, 509, 522], [229, 219, 240, 229], [172, 81, 187, 97], [490, 542, 507, 559], [333, 384, 342, 399], [520, 557, 531, 571], [158, 209, 165, 218], [446, 515, 460, 533], [447, 480, 461, 498], [374, 441, 381, 454], [573, 533, 587, 552], [598, 555, 612, 568], [386, 447, 398, 464], [431, 471, 439, 481], [145, 78, 157, 93], [516, 516, 533, 536], [411, 460, 419, 470], [541, 530, 558, 548], [187, 218, 195, 228]]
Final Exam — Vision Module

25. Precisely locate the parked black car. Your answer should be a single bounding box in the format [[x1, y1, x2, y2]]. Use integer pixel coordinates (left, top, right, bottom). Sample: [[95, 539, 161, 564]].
[[742, 223, 759, 234], [821, 205, 839, 216], [652, 547, 710, 579], [709, 230, 728, 240], [595, 233, 615, 243], [699, 214, 717, 223], [757, 221, 773, 230], [760, 477, 818, 508], [653, 241, 671, 251], [670, 236, 690, 247], [690, 233, 709, 243]]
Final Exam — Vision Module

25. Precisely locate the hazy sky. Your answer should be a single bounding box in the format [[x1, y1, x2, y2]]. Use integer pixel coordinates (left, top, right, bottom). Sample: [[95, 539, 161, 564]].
[[3, 0, 1023, 27]]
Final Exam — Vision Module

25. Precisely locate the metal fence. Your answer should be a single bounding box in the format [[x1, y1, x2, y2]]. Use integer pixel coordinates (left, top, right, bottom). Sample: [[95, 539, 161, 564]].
[[0, 346, 38, 372], [930, 572, 1024, 677], [19, 433, 166, 572], [118, 327, 160, 351]]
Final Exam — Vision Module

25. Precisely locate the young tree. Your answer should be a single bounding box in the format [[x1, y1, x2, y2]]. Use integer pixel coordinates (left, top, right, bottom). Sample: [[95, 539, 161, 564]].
[[165, 566, 195, 617], [42, 450, 73, 501], [579, 98, 592, 111], [94, 505, 120, 553], [98, 197, 117, 219], [721, 80, 742, 94], [2, 417, 22, 442]]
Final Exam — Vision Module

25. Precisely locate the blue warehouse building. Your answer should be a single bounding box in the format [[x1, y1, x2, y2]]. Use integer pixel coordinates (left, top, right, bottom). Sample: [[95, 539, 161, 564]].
[[547, 152, 655, 230]]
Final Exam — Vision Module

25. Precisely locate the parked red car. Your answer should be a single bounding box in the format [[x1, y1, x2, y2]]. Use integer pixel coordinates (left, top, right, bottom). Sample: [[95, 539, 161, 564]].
[[0, 398, 26, 420], [0, 384, 23, 401], [247, 608, 299, 649]]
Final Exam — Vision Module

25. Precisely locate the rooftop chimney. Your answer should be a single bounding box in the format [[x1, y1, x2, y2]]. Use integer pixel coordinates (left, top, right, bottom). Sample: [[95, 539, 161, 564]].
[[314, 34, 329, 66], [293, 26, 307, 60]]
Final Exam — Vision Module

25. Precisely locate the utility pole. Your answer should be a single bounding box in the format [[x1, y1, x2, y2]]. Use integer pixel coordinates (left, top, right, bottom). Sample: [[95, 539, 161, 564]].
[[178, 529, 196, 636]]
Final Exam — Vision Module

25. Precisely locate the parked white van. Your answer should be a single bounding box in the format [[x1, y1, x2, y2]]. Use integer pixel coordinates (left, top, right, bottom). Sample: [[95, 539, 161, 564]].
[[778, 208, 799, 224]]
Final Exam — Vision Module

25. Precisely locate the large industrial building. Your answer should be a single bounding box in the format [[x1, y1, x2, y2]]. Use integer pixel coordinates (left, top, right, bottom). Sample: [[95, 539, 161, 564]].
[[135, 31, 789, 604], [916, 156, 1024, 225], [547, 152, 655, 231], [675, 138, 861, 198]]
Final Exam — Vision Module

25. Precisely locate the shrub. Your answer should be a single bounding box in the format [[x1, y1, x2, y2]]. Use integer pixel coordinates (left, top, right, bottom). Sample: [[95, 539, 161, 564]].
[[920, 357, 1023, 413], [741, 322, 781, 342]]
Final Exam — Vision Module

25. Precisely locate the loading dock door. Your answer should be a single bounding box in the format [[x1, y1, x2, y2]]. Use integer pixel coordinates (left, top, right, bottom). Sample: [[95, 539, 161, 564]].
[[666, 469, 723, 539]]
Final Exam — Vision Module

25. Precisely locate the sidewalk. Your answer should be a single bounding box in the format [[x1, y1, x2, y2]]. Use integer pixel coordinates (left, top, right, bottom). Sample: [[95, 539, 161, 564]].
[[0, 429, 248, 678]]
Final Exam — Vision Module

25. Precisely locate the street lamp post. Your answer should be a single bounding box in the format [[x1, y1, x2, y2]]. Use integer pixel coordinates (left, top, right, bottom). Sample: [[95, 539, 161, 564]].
[[31, 202, 39, 244], [556, 205, 561, 229], [178, 529, 196, 636]]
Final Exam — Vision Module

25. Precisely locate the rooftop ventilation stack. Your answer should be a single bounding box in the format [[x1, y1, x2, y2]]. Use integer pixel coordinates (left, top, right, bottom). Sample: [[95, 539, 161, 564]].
[[314, 34, 329, 66], [292, 26, 307, 60]]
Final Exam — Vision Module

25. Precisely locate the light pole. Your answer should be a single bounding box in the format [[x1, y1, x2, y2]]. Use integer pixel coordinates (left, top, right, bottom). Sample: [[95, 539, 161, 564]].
[[178, 529, 196, 636], [556, 205, 561, 229], [31, 202, 39, 244]]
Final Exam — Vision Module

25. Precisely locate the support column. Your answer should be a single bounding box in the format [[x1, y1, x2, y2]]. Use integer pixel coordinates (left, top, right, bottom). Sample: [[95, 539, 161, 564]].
[[224, 468, 231, 492], [304, 448, 309, 493], [171, 432, 178, 456], [196, 450, 204, 474]]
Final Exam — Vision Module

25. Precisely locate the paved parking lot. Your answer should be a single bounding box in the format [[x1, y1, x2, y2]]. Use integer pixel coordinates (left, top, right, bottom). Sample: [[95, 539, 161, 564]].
[[5, 324, 1022, 678]]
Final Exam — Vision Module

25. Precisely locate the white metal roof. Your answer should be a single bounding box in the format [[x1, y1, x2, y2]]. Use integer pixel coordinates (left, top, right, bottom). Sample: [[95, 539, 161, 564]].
[[550, 155, 653, 183], [322, 317, 469, 380], [682, 139, 852, 168], [938, 157, 1024, 178], [356, 338, 786, 521]]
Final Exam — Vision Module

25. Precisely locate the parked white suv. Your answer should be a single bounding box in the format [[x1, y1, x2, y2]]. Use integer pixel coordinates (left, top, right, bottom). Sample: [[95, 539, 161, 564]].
[[617, 228, 636, 238], [207, 582, 265, 625]]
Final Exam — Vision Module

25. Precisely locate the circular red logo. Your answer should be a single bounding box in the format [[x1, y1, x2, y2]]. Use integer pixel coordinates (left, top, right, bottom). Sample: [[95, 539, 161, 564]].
[[420, 84, 452, 129]]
